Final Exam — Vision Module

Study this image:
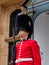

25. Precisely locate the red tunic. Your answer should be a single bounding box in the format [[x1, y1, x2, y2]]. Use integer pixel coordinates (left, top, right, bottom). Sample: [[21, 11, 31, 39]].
[[16, 39, 41, 65]]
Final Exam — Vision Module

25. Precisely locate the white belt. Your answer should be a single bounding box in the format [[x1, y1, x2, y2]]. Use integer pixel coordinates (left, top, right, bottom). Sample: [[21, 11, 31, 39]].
[[15, 58, 33, 63]]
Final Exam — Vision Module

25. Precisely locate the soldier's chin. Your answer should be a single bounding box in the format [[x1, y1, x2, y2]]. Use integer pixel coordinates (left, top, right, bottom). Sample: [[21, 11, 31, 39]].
[[20, 36, 28, 40]]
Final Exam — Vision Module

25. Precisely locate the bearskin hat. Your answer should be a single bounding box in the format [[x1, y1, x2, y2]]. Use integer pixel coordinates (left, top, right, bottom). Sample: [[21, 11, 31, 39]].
[[17, 14, 33, 38]]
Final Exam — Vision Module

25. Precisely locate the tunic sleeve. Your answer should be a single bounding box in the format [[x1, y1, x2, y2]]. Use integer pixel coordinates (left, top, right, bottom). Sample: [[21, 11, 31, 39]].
[[31, 40, 41, 65]]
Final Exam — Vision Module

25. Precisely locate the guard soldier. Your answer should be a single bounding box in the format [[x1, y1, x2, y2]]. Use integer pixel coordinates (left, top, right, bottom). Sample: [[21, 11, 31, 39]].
[[15, 14, 41, 65]]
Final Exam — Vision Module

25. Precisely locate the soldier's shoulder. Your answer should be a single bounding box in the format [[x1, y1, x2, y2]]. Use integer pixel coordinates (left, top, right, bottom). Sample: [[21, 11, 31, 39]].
[[28, 39, 38, 46], [28, 39, 37, 43]]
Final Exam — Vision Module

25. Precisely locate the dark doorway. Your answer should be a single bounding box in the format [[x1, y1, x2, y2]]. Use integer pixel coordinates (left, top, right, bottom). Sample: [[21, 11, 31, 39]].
[[8, 9, 21, 65]]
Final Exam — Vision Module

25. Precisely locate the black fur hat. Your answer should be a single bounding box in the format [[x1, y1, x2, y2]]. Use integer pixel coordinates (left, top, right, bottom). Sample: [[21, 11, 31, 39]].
[[17, 14, 33, 38]]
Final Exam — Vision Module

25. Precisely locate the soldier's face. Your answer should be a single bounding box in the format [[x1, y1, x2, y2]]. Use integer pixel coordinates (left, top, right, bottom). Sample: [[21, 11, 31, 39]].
[[18, 30, 29, 39]]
